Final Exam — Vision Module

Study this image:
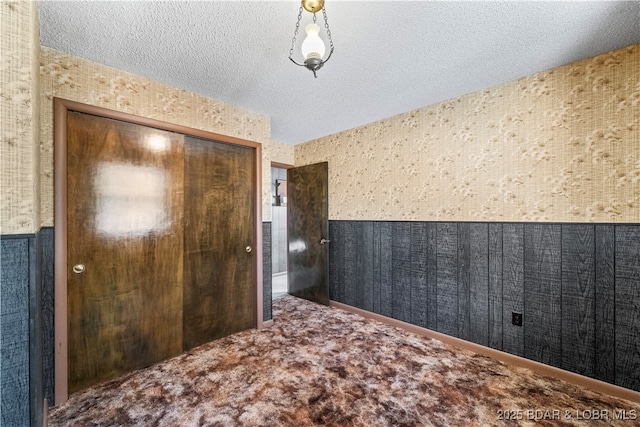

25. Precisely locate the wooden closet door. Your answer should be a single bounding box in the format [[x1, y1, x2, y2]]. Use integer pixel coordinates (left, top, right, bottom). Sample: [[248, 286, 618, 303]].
[[67, 112, 184, 394], [183, 136, 256, 350]]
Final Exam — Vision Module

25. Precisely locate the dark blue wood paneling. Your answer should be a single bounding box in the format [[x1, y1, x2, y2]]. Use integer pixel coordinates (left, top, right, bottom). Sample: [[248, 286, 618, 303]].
[[1, 237, 31, 427], [355, 222, 365, 308], [391, 222, 411, 271], [436, 223, 458, 337], [40, 227, 55, 406], [502, 224, 524, 357], [343, 222, 358, 306], [30, 233, 43, 427], [393, 268, 412, 323], [359, 222, 375, 311], [561, 224, 595, 377], [457, 223, 471, 341], [594, 224, 615, 384], [524, 224, 562, 368], [262, 223, 272, 321], [327, 220, 640, 393], [392, 222, 412, 322], [328, 221, 336, 300], [487, 223, 503, 350], [372, 222, 381, 313], [328, 221, 340, 302], [615, 226, 640, 391], [410, 222, 428, 328], [425, 223, 438, 330], [378, 223, 393, 318], [469, 223, 489, 347]]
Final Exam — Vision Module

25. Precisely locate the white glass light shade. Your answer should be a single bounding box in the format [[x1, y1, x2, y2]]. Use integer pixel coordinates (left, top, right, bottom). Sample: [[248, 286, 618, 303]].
[[301, 23, 325, 60]]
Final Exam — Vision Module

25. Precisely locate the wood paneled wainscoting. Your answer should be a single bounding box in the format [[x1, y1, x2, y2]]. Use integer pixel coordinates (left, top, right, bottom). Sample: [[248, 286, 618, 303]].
[[328, 221, 640, 394], [54, 99, 264, 404]]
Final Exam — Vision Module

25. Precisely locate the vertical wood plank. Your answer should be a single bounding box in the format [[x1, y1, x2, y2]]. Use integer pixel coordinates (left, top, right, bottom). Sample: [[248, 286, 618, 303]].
[[328, 221, 339, 302], [373, 222, 381, 313], [426, 223, 438, 330], [410, 222, 428, 328], [392, 222, 412, 272], [379, 222, 393, 318], [343, 221, 358, 307], [615, 225, 640, 391], [31, 234, 44, 427], [262, 223, 272, 321], [488, 223, 503, 350], [360, 221, 375, 312], [594, 224, 615, 383], [457, 223, 471, 341], [392, 222, 412, 322], [524, 224, 562, 367], [470, 223, 489, 347], [333, 221, 346, 303], [355, 221, 365, 309], [436, 223, 458, 337], [393, 270, 412, 323], [502, 223, 524, 357], [561, 224, 595, 377]]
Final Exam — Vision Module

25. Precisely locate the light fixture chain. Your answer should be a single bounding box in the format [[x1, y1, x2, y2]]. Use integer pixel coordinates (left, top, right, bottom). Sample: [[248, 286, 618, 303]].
[[289, 6, 304, 57], [322, 7, 334, 50]]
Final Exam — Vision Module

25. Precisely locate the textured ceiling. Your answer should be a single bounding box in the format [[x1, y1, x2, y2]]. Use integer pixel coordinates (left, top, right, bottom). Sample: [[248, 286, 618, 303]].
[[38, 1, 640, 145]]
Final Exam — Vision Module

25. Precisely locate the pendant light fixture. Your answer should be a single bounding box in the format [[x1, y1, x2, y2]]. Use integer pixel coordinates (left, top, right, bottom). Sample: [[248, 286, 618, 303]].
[[288, 0, 334, 78]]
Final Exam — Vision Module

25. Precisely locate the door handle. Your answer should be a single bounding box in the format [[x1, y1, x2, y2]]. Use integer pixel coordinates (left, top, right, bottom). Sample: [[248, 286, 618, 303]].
[[245, 246, 253, 253], [319, 239, 330, 245], [72, 264, 86, 274]]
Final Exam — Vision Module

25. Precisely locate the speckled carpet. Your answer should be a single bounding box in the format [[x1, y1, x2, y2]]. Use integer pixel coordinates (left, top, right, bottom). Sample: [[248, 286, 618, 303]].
[[49, 296, 639, 426]]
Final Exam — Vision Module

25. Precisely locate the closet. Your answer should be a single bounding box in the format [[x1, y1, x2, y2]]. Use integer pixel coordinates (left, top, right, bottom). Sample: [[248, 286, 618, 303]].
[[59, 102, 258, 397]]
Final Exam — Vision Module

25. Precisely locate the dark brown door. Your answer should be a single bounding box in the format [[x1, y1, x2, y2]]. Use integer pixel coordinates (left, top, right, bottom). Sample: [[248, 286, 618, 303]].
[[183, 136, 256, 349], [67, 112, 185, 394], [287, 162, 329, 305]]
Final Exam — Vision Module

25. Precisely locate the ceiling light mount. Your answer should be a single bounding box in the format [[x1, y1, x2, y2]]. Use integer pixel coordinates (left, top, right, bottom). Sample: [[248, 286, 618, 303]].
[[302, 0, 324, 13], [289, 0, 334, 78]]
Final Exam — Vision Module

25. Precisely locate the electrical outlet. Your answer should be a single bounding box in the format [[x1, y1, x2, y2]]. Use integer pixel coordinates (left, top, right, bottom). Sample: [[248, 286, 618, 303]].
[[512, 312, 523, 326]]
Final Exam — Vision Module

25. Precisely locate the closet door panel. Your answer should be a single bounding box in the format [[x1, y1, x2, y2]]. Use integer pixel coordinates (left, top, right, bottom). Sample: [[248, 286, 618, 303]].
[[183, 137, 256, 350], [67, 112, 184, 394]]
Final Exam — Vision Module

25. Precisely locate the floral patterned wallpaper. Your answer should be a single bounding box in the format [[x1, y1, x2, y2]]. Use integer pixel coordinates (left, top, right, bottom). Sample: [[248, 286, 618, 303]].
[[296, 43, 640, 223], [2, 2, 636, 232], [1, 0, 40, 234], [39, 47, 293, 224]]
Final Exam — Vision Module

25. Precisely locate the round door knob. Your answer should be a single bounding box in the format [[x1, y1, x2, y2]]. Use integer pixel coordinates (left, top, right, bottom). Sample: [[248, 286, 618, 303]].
[[72, 264, 85, 274], [245, 246, 253, 253]]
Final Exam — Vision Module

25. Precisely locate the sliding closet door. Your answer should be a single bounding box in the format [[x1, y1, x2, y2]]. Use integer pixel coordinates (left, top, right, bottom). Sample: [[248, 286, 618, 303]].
[[183, 136, 257, 350], [66, 112, 184, 394]]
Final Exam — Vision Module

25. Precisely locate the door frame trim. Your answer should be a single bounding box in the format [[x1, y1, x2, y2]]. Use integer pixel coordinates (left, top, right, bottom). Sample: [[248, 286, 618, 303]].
[[53, 98, 263, 404]]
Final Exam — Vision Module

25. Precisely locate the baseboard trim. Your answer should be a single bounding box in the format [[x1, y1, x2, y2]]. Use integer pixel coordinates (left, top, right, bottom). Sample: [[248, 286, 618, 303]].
[[42, 399, 48, 427], [260, 319, 274, 329], [330, 300, 640, 404]]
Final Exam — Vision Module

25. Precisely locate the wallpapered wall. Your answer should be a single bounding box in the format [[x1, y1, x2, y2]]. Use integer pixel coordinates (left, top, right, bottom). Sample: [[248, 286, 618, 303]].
[[38, 47, 293, 225], [1, 0, 41, 234], [296, 43, 640, 223]]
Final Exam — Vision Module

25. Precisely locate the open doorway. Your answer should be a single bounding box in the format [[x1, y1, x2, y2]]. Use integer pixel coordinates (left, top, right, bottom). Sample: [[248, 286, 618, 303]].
[[271, 163, 292, 299]]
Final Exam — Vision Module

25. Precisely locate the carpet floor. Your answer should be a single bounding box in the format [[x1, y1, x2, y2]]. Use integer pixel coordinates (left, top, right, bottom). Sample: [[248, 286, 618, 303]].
[[49, 296, 639, 426]]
